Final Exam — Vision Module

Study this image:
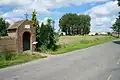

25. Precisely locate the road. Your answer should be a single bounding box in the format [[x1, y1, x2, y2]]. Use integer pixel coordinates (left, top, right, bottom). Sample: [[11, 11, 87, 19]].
[[0, 41, 120, 80]]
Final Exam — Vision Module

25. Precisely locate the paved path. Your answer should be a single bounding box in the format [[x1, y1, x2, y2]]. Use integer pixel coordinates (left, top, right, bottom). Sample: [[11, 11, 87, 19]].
[[0, 41, 120, 80]]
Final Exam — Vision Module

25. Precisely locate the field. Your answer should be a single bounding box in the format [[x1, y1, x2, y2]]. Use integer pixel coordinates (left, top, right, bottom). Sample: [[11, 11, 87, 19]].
[[50, 35, 117, 54], [58, 35, 106, 44]]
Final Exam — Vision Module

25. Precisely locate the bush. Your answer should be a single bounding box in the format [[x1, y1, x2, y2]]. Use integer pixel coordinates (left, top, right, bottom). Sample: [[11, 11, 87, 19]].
[[38, 45, 48, 52], [95, 33, 98, 35], [0, 52, 16, 60], [37, 19, 58, 51], [80, 40, 90, 44], [107, 32, 112, 36]]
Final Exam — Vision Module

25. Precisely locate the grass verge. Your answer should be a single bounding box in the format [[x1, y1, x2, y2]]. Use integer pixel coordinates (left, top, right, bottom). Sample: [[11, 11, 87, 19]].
[[51, 36, 118, 55], [0, 52, 46, 68]]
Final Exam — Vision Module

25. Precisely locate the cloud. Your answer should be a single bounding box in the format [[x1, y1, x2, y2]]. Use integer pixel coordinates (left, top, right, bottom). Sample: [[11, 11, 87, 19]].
[[5, 17, 22, 23], [86, 1, 120, 32], [0, 0, 113, 32], [0, 0, 32, 6], [1, 0, 109, 19]]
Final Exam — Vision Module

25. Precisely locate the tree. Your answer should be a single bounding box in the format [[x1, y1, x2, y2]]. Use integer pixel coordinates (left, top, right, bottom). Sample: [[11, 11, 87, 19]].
[[118, 0, 120, 6], [45, 19, 57, 50], [112, 18, 120, 37], [111, 0, 120, 37], [59, 13, 91, 35], [31, 10, 41, 49], [0, 18, 9, 36], [78, 15, 91, 35], [31, 10, 57, 51], [59, 13, 78, 35], [38, 19, 57, 51], [107, 32, 112, 36]]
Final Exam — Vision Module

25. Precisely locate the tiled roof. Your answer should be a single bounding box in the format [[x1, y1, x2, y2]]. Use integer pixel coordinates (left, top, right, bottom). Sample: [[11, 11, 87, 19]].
[[7, 20, 25, 30]]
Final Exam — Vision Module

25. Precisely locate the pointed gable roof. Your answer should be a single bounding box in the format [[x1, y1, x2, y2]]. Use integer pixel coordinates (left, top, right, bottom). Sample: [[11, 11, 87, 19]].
[[7, 20, 25, 30]]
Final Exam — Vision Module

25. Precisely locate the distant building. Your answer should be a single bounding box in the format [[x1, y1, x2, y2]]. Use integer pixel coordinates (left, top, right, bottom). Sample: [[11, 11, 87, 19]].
[[88, 32, 96, 36], [99, 32, 107, 35], [59, 32, 66, 36], [58, 29, 66, 36], [112, 32, 120, 37]]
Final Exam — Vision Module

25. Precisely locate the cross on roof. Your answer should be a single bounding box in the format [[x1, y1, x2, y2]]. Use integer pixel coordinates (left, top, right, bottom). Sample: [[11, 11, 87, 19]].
[[24, 12, 28, 20]]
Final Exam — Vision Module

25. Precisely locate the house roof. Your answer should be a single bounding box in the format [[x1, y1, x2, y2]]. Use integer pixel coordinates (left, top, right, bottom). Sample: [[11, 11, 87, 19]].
[[7, 20, 26, 30]]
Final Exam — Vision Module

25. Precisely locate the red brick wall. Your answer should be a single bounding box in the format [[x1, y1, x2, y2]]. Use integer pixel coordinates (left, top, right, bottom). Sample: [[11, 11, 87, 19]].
[[0, 37, 16, 52], [17, 20, 36, 52]]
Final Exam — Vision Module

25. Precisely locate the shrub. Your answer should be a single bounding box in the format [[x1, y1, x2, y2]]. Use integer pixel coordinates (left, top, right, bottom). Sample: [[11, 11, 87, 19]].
[[80, 40, 90, 44], [95, 33, 98, 35], [37, 19, 58, 51], [38, 45, 48, 52], [0, 52, 16, 60]]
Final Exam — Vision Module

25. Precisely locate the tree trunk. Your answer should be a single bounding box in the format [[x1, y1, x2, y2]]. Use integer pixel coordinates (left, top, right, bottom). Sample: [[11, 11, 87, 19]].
[[77, 28, 78, 35], [118, 32, 119, 38]]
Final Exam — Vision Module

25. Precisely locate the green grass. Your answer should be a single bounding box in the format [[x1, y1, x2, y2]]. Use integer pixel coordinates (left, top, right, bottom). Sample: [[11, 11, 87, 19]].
[[51, 36, 118, 55], [0, 52, 46, 68], [0, 36, 117, 68]]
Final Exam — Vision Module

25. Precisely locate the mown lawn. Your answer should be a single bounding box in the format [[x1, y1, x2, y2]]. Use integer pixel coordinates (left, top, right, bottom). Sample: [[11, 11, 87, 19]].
[[50, 35, 118, 55], [0, 52, 46, 68]]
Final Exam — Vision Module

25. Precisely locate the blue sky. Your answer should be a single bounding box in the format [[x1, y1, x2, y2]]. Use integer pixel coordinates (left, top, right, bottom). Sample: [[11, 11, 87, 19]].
[[0, 0, 120, 32]]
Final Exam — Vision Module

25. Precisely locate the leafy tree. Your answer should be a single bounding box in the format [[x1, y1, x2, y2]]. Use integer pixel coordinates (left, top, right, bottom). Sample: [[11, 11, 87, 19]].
[[31, 10, 41, 49], [118, 0, 120, 6], [45, 19, 57, 50], [59, 13, 78, 35], [78, 15, 91, 35], [31, 10, 37, 26], [59, 13, 91, 35], [0, 18, 9, 36], [37, 23, 47, 46], [38, 19, 57, 51], [31, 10, 57, 51], [95, 33, 98, 35], [107, 32, 112, 36], [111, 0, 120, 37], [112, 18, 120, 37]]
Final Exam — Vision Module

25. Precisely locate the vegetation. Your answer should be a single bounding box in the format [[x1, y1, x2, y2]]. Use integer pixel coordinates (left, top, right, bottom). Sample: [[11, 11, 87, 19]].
[[38, 19, 57, 51], [59, 13, 91, 35], [0, 18, 9, 36], [0, 52, 46, 68], [31, 10, 41, 49], [111, 0, 120, 37], [43, 36, 117, 55], [118, 0, 120, 6], [112, 18, 120, 37], [31, 10, 58, 51]]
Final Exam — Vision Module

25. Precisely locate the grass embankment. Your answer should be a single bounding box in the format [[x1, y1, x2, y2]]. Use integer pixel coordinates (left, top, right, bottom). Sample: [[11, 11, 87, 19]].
[[50, 36, 118, 55], [0, 52, 46, 68]]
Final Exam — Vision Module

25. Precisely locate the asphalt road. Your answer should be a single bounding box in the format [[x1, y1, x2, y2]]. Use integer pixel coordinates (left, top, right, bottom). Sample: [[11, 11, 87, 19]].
[[0, 41, 120, 80]]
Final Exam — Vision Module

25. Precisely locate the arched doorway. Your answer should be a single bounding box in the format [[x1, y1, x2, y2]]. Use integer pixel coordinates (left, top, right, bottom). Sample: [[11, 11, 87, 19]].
[[23, 32, 31, 51]]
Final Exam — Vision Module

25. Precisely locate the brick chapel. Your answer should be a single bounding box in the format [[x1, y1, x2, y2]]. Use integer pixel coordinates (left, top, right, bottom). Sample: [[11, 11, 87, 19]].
[[7, 20, 36, 52]]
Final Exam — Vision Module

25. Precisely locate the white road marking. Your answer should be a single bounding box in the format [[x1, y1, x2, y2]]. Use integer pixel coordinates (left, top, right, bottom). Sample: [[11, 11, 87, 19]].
[[117, 59, 120, 64], [107, 74, 112, 80]]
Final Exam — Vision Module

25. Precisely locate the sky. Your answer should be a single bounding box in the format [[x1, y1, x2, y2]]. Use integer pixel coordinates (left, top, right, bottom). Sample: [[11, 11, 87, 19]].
[[0, 0, 120, 32]]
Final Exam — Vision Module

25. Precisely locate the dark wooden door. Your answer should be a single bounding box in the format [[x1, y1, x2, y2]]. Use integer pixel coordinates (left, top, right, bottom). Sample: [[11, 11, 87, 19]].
[[23, 32, 30, 51]]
